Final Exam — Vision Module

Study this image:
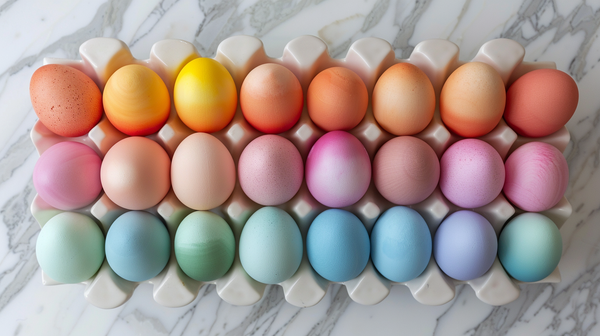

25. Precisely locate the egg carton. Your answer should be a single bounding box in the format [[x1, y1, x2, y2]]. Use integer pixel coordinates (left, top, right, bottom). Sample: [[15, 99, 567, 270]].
[[30, 36, 572, 309]]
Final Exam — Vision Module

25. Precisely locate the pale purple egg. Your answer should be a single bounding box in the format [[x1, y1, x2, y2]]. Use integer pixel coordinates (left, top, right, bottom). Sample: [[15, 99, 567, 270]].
[[504, 142, 568, 211], [238, 135, 303, 206], [306, 131, 371, 207], [33, 141, 102, 210], [440, 139, 505, 208]]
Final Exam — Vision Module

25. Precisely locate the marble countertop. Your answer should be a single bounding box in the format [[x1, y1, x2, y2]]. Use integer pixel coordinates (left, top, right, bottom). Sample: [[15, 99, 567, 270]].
[[1, 0, 599, 335]]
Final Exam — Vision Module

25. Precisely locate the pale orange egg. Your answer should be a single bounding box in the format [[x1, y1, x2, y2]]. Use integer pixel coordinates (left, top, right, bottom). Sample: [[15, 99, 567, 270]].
[[372, 63, 435, 135], [440, 62, 505, 138]]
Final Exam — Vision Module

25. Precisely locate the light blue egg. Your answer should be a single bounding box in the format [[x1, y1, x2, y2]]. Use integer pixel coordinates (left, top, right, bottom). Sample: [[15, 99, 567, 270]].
[[371, 206, 432, 282], [307, 209, 370, 282], [105, 211, 171, 282], [239, 207, 303, 284], [498, 213, 562, 282]]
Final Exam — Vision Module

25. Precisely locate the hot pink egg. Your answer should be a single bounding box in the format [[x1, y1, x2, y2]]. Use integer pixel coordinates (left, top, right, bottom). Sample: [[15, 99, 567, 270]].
[[306, 131, 371, 207], [440, 139, 505, 208], [33, 141, 102, 210], [238, 135, 303, 205], [504, 142, 568, 211]]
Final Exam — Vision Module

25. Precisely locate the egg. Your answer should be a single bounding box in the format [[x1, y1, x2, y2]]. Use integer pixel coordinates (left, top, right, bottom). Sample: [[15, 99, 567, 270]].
[[498, 213, 562, 282], [238, 135, 303, 205], [433, 210, 497, 281], [306, 131, 371, 207], [504, 69, 578, 137], [103, 64, 170, 136], [174, 211, 235, 282], [239, 207, 303, 284], [373, 136, 439, 205], [101, 137, 171, 210], [440, 139, 505, 208], [174, 58, 237, 133], [33, 141, 102, 210], [440, 62, 506, 137], [307, 209, 370, 282], [372, 63, 436, 135], [504, 142, 568, 211], [35, 212, 105, 284], [371, 206, 432, 283], [171, 133, 236, 210], [105, 211, 171, 282], [240, 63, 303, 133], [307, 67, 368, 131], [30, 64, 102, 137]]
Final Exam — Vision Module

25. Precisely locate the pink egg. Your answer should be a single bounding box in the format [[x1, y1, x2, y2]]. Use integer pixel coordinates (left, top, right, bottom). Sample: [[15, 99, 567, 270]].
[[33, 142, 101, 210], [238, 135, 303, 205], [504, 142, 568, 211], [373, 136, 440, 205], [440, 139, 505, 208], [306, 131, 371, 207]]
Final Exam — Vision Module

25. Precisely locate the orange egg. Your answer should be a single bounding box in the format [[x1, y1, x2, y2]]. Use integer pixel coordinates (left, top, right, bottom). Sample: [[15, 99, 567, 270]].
[[307, 67, 368, 131], [440, 62, 506, 138], [372, 63, 435, 135], [240, 63, 303, 133], [30, 64, 103, 137], [103, 64, 170, 136]]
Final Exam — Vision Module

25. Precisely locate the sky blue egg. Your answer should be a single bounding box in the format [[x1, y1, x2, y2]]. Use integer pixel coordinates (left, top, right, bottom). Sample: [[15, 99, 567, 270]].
[[371, 206, 432, 283], [239, 207, 303, 284], [105, 211, 171, 282], [433, 210, 497, 281], [499, 213, 562, 282], [307, 209, 370, 282]]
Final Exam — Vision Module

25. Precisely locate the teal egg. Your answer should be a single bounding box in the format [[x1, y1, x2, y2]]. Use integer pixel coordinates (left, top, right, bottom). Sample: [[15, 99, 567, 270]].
[[498, 213, 562, 282], [174, 211, 235, 282], [36, 212, 105, 284], [239, 207, 303, 284]]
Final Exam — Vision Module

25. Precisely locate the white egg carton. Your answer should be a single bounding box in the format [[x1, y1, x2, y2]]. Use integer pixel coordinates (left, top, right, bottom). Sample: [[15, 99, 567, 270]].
[[31, 36, 572, 309]]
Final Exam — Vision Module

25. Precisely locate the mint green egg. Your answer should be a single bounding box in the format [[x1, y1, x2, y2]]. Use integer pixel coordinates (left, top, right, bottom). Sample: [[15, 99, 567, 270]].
[[174, 211, 235, 282], [498, 213, 562, 282], [36, 212, 105, 284]]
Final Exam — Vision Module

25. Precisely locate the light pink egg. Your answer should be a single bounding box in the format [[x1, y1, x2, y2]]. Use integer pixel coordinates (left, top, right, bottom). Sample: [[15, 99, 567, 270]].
[[504, 142, 568, 211], [33, 141, 101, 210], [171, 133, 236, 210], [440, 139, 505, 208], [306, 131, 371, 208], [238, 135, 303, 206], [373, 136, 439, 205]]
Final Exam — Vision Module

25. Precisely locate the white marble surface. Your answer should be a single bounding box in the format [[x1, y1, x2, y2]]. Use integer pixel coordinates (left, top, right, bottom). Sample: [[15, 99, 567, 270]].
[[1, 0, 599, 335]]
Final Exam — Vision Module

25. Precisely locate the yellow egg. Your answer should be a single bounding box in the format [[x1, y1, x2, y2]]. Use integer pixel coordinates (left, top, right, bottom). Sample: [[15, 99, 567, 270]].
[[103, 64, 170, 136], [174, 58, 237, 133]]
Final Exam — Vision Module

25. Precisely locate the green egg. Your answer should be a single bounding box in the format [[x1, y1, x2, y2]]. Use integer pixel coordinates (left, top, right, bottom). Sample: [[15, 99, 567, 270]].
[[174, 211, 235, 282], [36, 212, 105, 284]]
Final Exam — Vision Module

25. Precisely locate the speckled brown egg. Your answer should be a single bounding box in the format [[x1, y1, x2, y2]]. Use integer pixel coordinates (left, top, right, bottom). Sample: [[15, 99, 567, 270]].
[[30, 64, 103, 137]]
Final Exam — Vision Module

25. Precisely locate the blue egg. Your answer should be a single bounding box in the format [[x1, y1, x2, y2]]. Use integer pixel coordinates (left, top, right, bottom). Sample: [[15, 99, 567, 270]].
[[307, 209, 370, 282], [239, 207, 303, 284], [371, 206, 432, 282], [499, 213, 562, 282], [105, 211, 171, 282]]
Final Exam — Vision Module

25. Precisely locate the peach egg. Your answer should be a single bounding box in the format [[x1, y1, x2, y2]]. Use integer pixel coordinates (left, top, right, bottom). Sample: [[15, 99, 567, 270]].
[[373, 63, 435, 135], [307, 67, 368, 131], [440, 62, 506, 138], [103, 64, 170, 136], [174, 58, 237, 133], [241, 63, 303, 133]]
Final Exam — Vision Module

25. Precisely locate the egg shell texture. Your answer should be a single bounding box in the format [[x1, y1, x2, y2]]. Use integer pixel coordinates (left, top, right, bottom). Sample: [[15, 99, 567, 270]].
[[503, 142, 569, 212], [30, 64, 103, 137]]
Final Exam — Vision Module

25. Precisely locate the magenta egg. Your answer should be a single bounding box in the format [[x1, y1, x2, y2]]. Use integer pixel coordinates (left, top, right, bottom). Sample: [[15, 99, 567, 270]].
[[238, 135, 303, 205], [306, 131, 371, 207], [33, 141, 102, 210], [440, 139, 505, 208], [504, 142, 568, 211]]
